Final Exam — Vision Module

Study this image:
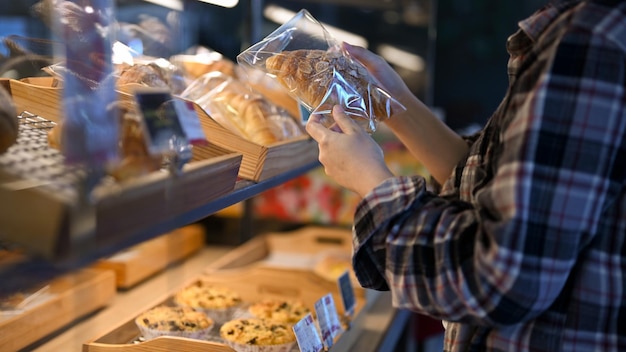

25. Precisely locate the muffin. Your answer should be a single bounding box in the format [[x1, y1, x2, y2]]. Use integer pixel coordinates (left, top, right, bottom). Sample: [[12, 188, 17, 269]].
[[174, 281, 243, 323], [219, 318, 296, 352], [248, 299, 310, 325], [134, 305, 214, 340]]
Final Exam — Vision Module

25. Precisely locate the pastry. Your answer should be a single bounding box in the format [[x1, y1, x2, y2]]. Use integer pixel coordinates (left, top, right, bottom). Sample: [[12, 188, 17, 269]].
[[174, 281, 243, 323], [213, 90, 278, 145], [117, 63, 169, 89], [220, 318, 296, 352], [248, 299, 310, 325], [265, 49, 396, 130], [0, 85, 18, 154], [135, 305, 214, 340]]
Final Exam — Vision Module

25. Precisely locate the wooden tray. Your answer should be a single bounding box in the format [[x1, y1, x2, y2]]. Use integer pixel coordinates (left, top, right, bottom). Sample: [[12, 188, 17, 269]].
[[0, 107, 242, 259], [92, 224, 206, 289], [83, 265, 367, 351], [8, 77, 320, 182], [191, 101, 319, 182], [206, 226, 374, 301], [8, 77, 63, 122], [0, 268, 116, 351]]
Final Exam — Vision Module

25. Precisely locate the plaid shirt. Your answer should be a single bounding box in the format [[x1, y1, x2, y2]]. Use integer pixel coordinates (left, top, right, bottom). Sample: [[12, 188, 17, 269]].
[[353, 1, 626, 351]]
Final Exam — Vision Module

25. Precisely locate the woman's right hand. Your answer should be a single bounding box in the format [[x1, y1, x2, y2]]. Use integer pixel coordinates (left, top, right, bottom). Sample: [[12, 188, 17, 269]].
[[342, 42, 416, 107], [342, 42, 468, 184]]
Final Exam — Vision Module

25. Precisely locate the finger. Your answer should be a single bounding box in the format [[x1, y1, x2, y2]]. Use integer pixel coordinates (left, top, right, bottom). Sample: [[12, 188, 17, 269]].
[[305, 116, 327, 141], [331, 105, 360, 134], [342, 42, 382, 68]]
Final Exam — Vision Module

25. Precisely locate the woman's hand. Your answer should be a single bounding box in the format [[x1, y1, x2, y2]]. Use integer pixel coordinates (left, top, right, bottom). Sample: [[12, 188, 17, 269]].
[[306, 105, 394, 198], [343, 42, 469, 184], [342, 42, 415, 107]]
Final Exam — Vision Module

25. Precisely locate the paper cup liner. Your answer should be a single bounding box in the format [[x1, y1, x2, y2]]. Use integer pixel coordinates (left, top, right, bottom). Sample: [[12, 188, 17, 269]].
[[222, 339, 297, 352], [135, 319, 214, 341]]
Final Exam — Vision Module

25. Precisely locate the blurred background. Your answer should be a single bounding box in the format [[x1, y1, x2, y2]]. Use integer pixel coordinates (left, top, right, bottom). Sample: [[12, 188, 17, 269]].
[[1, 0, 546, 131]]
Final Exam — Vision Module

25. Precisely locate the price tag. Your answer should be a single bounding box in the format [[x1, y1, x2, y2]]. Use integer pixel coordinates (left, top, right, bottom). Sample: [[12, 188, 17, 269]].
[[173, 99, 208, 146], [314, 293, 343, 348], [134, 89, 188, 155], [338, 270, 356, 317], [292, 313, 324, 352]]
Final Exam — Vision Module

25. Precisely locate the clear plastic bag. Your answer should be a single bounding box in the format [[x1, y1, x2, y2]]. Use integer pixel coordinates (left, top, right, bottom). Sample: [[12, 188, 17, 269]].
[[180, 72, 303, 145], [237, 9, 405, 133]]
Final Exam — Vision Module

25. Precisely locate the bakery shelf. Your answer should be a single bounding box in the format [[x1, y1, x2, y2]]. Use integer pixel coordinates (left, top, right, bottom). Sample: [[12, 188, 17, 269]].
[[0, 111, 320, 296]]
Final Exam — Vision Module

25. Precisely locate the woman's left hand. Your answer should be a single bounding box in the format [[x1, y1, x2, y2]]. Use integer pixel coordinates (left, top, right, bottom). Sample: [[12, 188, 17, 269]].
[[305, 105, 394, 197]]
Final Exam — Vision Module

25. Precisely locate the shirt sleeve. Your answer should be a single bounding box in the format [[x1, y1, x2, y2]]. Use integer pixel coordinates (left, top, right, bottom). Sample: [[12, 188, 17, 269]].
[[353, 27, 626, 326]]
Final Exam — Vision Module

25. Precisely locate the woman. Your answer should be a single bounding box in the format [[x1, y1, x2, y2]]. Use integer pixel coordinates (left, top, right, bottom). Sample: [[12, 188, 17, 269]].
[[306, 1, 626, 351]]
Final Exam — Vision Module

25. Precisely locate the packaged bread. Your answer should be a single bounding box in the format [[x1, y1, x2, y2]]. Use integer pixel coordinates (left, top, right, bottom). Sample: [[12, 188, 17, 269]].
[[237, 9, 404, 133], [181, 72, 303, 145], [116, 61, 187, 95], [170, 46, 237, 79]]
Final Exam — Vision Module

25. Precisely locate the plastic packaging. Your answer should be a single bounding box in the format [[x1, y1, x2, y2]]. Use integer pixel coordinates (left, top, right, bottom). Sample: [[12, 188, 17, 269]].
[[180, 72, 303, 145], [237, 9, 405, 133]]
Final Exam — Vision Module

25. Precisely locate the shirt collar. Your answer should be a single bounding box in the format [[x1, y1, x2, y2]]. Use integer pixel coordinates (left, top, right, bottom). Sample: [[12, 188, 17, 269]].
[[518, 1, 583, 42]]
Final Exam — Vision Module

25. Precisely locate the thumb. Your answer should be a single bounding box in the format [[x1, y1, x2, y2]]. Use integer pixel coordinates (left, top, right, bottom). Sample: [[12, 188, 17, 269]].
[[332, 105, 361, 134], [305, 114, 327, 141]]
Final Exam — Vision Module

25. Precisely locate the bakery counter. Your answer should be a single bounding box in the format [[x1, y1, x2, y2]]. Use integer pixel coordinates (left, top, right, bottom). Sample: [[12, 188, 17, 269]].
[[24, 245, 409, 352]]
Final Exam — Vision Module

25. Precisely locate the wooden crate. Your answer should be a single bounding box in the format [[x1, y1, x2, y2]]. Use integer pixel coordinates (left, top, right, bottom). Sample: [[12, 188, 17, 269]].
[[0, 268, 116, 351], [92, 224, 206, 289], [83, 265, 367, 351]]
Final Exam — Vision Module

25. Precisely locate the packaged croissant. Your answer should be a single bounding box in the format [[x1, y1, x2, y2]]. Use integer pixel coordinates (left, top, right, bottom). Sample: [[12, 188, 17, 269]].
[[180, 72, 303, 145], [237, 9, 405, 133]]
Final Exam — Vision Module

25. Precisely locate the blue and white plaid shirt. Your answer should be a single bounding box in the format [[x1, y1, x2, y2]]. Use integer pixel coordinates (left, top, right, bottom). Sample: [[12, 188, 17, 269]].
[[352, 1, 626, 351]]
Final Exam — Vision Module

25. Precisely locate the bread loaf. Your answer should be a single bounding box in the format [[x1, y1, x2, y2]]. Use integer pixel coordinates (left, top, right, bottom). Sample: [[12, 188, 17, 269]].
[[265, 49, 395, 123], [0, 85, 18, 154]]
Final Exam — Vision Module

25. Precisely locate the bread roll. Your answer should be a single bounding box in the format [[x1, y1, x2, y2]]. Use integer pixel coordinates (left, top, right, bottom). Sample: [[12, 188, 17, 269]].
[[265, 49, 396, 122], [0, 85, 18, 154]]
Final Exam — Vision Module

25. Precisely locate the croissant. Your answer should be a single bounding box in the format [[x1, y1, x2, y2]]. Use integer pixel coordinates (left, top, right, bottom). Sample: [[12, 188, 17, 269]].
[[213, 91, 278, 145], [265, 49, 395, 122]]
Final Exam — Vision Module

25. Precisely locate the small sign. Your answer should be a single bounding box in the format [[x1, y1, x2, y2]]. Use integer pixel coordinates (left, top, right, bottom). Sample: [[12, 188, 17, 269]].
[[173, 99, 208, 146], [292, 313, 324, 352], [338, 270, 356, 317], [134, 89, 188, 155], [314, 293, 343, 348]]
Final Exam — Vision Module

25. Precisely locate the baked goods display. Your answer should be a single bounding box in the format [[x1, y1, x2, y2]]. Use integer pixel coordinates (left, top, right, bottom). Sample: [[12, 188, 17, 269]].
[[173, 281, 244, 323], [219, 318, 296, 352], [248, 299, 311, 325], [134, 305, 215, 340], [0, 85, 18, 154]]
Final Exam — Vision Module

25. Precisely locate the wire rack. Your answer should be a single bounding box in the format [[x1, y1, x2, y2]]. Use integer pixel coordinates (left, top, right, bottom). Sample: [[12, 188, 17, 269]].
[[0, 111, 86, 199]]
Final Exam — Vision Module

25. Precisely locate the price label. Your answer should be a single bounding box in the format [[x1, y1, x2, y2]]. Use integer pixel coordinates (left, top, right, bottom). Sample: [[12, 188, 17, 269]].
[[173, 99, 208, 146], [292, 313, 324, 352], [314, 293, 343, 348], [134, 89, 187, 155], [338, 270, 356, 317]]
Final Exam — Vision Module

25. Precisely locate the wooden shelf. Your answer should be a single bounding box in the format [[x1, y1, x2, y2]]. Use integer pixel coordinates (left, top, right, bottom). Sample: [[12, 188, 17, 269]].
[[0, 161, 320, 296]]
